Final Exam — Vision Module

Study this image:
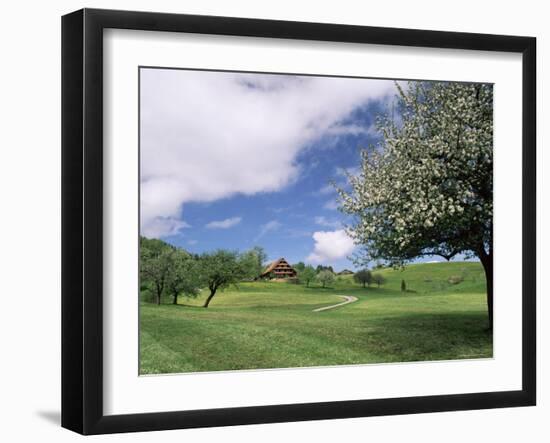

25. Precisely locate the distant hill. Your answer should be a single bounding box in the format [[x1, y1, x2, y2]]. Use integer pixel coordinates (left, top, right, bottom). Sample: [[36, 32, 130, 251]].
[[140, 235, 190, 255], [379, 261, 485, 294], [339, 261, 485, 294]]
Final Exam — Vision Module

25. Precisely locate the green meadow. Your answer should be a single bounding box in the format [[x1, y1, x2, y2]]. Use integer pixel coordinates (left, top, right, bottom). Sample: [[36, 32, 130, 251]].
[[140, 261, 492, 374]]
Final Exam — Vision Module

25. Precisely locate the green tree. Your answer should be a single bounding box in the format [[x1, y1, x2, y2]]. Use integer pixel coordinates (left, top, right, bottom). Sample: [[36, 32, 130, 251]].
[[251, 246, 268, 277], [338, 82, 494, 329], [316, 265, 334, 274], [293, 262, 306, 273], [354, 269, 373, 288], [239, 246, 268, 279], [140, 237, 175, 305], [198, 250, 247, 308], [373, 273, 387, 287], [299, 265, 316, 287], [165, 250, 201, 305], [317, 270, 335, 288], [239, 250, 260, 280]]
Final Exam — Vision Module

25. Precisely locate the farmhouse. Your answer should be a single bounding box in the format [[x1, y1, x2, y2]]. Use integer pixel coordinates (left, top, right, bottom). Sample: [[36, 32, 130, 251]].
[[259, 258, 297, 279], [338, 269, 354, 275]]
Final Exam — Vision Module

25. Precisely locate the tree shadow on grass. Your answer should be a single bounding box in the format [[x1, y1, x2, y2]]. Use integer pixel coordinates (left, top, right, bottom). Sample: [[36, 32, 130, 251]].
[[175, 303, 205, 309], [360, 311, 493, 361], [369, 311, 491, 331]]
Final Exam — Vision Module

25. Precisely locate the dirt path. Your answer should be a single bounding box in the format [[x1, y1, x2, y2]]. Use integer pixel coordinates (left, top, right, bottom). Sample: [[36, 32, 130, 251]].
[[313, 295, 358, 312]]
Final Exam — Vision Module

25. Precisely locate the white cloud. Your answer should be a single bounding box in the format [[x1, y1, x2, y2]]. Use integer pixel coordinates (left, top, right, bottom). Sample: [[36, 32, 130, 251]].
[[141, 217, 190, 238], [306, 230, 355, 263], [318, 184, 336, 195], [314, 216, 341, 228], [325, 123, 373, 136], [140, 69, 396, 237], [205, 216, 242, 229], [323, 199, 340, 210], [255, 220, 282, 240], [187, 239, 198, 245]]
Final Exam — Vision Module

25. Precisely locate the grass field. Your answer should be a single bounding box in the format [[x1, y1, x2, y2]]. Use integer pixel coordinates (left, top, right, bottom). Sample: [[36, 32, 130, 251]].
[[140, 261, 492, 374]]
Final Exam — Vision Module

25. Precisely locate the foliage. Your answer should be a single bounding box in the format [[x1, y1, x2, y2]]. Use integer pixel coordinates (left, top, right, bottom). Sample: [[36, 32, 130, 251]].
[[293, 261, 306, 273], [316, 270, 335, 288], [140, 236, 203, 305], [337, 81, 494, 327], [338, 81, 493, 265], [140, 237, 177, 305], [299, 265, 317, 287], [316, 265, 334, 273], [372, 273, 387, 287], [401, 279, 406, 292], [140, 237, 250, 308], [239, 249, 260, 280], [251, 246, 268, 276], [198, 250, 247, 307], [165, 249, 201, 305], [240, 246, 268, 279], [353, 269, 373, 288]]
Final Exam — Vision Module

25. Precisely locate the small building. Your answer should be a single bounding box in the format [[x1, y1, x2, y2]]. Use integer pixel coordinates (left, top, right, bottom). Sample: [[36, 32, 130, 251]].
[[259, 258, 297, 279], [338, 269, 354, 275]]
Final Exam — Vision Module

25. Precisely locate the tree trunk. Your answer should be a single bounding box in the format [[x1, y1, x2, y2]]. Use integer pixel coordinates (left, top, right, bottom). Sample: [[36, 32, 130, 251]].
[[172, 292, 178, 305], [203, 289, 217, 308], [155, 283, 162, 305], [479, 250, 493, 331]]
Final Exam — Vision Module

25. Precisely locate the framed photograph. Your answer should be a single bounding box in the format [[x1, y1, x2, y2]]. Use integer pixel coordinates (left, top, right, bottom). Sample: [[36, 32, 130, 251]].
[[61, 8, 536, 435]]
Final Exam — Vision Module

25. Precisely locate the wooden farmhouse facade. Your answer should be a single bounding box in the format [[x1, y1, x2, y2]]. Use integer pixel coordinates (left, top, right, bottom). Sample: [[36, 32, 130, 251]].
[[259, 258, 297, 279]]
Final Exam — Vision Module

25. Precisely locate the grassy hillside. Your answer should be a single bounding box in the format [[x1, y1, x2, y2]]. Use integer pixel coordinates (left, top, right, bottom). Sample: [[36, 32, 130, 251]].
[[140, 261, 491, 374]]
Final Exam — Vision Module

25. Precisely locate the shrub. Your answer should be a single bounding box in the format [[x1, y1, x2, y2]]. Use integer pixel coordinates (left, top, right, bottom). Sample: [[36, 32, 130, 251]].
[[401, 279, 406, 292]]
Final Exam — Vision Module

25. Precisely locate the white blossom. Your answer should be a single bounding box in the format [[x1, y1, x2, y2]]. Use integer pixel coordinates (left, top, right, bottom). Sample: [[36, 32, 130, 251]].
[[336, 81, 493, 266]]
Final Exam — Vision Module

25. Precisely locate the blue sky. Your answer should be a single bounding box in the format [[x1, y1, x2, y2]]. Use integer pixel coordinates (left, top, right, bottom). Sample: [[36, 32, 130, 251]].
[[140, 68, 465, 271], [159, 115, 379, 270]]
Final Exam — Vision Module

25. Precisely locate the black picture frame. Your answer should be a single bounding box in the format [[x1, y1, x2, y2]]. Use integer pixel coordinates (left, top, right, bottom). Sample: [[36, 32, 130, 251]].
[[62, 8, 536, 435]]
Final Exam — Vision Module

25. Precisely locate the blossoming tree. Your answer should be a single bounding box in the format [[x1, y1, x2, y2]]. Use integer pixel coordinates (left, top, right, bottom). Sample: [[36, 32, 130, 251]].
[[338, 81, 493, 329]]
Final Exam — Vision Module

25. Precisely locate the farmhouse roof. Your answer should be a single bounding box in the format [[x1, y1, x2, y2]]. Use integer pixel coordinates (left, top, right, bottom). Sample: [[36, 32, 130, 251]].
[[260, 258, 297, 277]]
